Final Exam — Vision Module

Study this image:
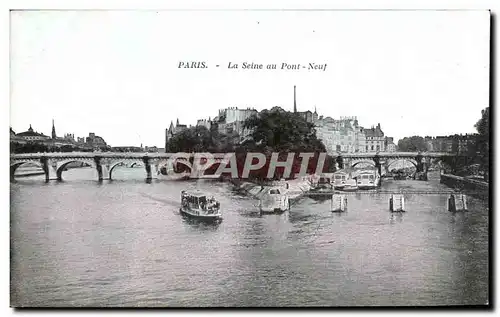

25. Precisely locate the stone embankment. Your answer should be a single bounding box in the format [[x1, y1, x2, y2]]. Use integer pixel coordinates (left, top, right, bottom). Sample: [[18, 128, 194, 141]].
[[231, 176, 315, 200], [440, 173, 489, 198]]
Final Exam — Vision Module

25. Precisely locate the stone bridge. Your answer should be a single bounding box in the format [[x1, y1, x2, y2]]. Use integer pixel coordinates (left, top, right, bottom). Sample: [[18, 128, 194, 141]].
[[10, 152, 231, 182], [335, 151, 458, 178]]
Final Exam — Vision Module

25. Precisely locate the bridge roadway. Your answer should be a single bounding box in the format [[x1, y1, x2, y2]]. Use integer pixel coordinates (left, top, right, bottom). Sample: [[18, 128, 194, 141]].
[[10, 151, 455, 182]]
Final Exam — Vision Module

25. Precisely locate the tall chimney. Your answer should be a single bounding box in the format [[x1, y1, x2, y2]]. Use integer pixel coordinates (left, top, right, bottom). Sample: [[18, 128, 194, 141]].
[[293, 85, 297, 113]]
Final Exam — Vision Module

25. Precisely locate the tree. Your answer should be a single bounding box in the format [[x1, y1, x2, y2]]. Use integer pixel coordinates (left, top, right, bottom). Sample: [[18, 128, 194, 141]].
[[397, 136, 428, 152], [243, 107, 326, 153], [474, 107, 489, 181], [166, 126, 214, 153], [241, 108, 328, 179]]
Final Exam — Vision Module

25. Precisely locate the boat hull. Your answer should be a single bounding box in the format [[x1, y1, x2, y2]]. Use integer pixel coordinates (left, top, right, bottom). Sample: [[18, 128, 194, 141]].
[[179, 207, 222, 222], [340, 186, 358, 192]]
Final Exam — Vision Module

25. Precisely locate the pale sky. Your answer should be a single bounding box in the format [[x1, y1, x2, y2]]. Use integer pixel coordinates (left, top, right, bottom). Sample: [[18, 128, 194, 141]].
[[10, 10, 490, 147]]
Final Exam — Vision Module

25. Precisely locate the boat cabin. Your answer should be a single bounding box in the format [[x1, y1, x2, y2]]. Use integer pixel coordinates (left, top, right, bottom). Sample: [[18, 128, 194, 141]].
[[332, 170, 349, 188], [181, 190, 220, 214]]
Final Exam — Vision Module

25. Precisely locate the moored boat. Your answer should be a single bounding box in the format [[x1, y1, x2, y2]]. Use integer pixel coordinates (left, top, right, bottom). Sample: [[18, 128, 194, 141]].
[[259, 187, 290, 214], [355, 169, 380, 190], [340, 179, 358, 192], [180, 190, 222, 222], [332, 170, 349, 189]]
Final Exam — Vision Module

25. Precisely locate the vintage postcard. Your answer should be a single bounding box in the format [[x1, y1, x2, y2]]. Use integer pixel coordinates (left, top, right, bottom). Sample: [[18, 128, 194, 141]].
[[9, 9, 490, 307]]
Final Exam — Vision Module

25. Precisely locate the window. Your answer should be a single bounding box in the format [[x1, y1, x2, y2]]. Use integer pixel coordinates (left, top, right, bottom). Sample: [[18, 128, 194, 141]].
[[371, 145, 374, 151], [366, 145, 368, 151], [376, 145, 380, 151]]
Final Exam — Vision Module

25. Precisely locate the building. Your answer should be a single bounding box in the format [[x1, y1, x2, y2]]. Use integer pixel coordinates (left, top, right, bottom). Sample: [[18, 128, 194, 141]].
[[364, 123, 385, 152], [86, 132, 108, 148], [15, 124, 51, 142], [165, 119, 188, 149], [425, 134, 476, 153], [214, 107, 258, 142], [385, 137, 397, 152], [293, 86, 319, 123], [196, 118, 212, 130], [314, 116, 367, 154]]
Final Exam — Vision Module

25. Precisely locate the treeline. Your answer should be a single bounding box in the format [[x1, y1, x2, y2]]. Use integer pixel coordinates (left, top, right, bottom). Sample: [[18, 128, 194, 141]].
[[398, 107, 489, 181], [10, 142, 105, 154], [166, 107, 337, 180]]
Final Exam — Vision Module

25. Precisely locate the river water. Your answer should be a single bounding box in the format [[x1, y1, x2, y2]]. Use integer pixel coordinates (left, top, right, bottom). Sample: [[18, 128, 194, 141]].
[[10, 167, 489, 307]]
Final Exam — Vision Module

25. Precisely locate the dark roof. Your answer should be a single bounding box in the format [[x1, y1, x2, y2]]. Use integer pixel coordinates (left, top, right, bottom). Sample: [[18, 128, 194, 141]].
[[17, 130, 48, 137], [365, 127, 384, 137]]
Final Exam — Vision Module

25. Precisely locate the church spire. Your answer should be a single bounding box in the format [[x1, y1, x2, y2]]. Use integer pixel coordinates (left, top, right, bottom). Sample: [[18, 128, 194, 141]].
[[51, 119, 56, 139], [293, 85, 297, 113]]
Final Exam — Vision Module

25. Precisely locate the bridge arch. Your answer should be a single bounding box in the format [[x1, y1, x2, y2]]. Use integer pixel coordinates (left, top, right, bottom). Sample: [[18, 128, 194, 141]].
[[386, 158, 418, 170], [56, 159, 96, 181], [10, 160, 44, 179], [108, 160, 144, 180], [351, 160, 376, 168]]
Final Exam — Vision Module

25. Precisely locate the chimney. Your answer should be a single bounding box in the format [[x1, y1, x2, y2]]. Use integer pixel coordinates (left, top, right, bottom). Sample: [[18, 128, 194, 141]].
[[293, 85, 297, 113]]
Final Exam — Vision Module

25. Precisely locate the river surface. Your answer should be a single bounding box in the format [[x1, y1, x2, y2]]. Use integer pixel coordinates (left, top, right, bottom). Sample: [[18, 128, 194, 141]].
[[10, 167, 489, 307]]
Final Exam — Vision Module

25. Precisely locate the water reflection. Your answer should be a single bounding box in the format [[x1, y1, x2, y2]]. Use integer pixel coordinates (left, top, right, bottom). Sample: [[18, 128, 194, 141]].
[[10, 168, 489, 307]]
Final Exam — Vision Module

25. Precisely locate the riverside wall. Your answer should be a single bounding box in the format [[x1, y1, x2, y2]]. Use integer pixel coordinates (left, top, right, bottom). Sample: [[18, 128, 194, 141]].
[[440, 173, 489, 198]]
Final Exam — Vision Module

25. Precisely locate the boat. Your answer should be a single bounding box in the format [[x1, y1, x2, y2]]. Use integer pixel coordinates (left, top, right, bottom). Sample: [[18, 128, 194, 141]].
[[312, 175, 334, 192], [259, 187, 290, 213], [355, 169, 380, 190], [180, 190, 222, 221], [332, 170, 349, 189], [340, 179, 358, 192]]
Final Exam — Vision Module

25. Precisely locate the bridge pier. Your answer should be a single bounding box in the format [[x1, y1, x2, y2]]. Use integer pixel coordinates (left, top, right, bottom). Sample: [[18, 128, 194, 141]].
[[143, 156, 152, 181], [94, 156, 103, 181]]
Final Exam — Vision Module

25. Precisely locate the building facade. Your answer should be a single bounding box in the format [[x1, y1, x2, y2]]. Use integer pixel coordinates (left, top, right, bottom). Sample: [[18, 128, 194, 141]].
[[314, 116, 368, 154], [214, 107, 258, 142], [424, 134, 476, 153], [364, 123, 385, 152], [165, 119, 188, 149]]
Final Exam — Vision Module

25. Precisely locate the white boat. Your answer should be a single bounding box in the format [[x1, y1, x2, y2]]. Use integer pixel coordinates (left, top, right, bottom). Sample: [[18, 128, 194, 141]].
[[259, 187, 290, 213], [355, 170, 380, 190], [340, 179, 358, 192], [332, 171, 349, 189], [180, 190, 222, 222]]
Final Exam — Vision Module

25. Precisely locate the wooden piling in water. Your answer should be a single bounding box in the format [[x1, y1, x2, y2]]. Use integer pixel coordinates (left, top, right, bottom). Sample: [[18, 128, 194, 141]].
[[331, 194, 348, 212], [390, 194, 405, 212], [447, 194, 468, 212]]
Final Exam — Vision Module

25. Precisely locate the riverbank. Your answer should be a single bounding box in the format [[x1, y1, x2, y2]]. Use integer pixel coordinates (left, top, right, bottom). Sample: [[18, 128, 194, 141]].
[[440, 173, 489, 198], [230, 177, 314, 200]]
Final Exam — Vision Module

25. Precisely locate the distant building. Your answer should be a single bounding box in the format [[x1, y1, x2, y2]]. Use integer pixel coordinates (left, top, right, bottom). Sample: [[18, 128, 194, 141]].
[[165, 118, 188, 149], [293, 86, 318, 123], [425, 134, 476, 153], [196, 118, 212, 130], [315, 116, 367, 154], [214, 107, 258, 143], [385, 137, 396, 152], [364, 123, 385, 152], [16, 124, 51, 142], [86, 132, 108, 148]]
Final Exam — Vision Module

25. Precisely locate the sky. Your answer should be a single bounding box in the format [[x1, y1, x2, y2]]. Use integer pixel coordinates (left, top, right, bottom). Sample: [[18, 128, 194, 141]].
[[10, 10, 490, 147]]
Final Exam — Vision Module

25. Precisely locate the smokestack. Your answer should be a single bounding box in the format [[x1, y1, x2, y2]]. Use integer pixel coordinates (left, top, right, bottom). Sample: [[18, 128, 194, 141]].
[[294, 85, 297, 113]]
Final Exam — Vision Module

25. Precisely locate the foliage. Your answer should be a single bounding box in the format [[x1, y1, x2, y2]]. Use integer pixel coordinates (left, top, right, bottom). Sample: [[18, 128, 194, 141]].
[[10, 142, 95, 154], [397, 136, 427, 152], [474, 107, 490, 181], [243, 107, 326, 153]]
